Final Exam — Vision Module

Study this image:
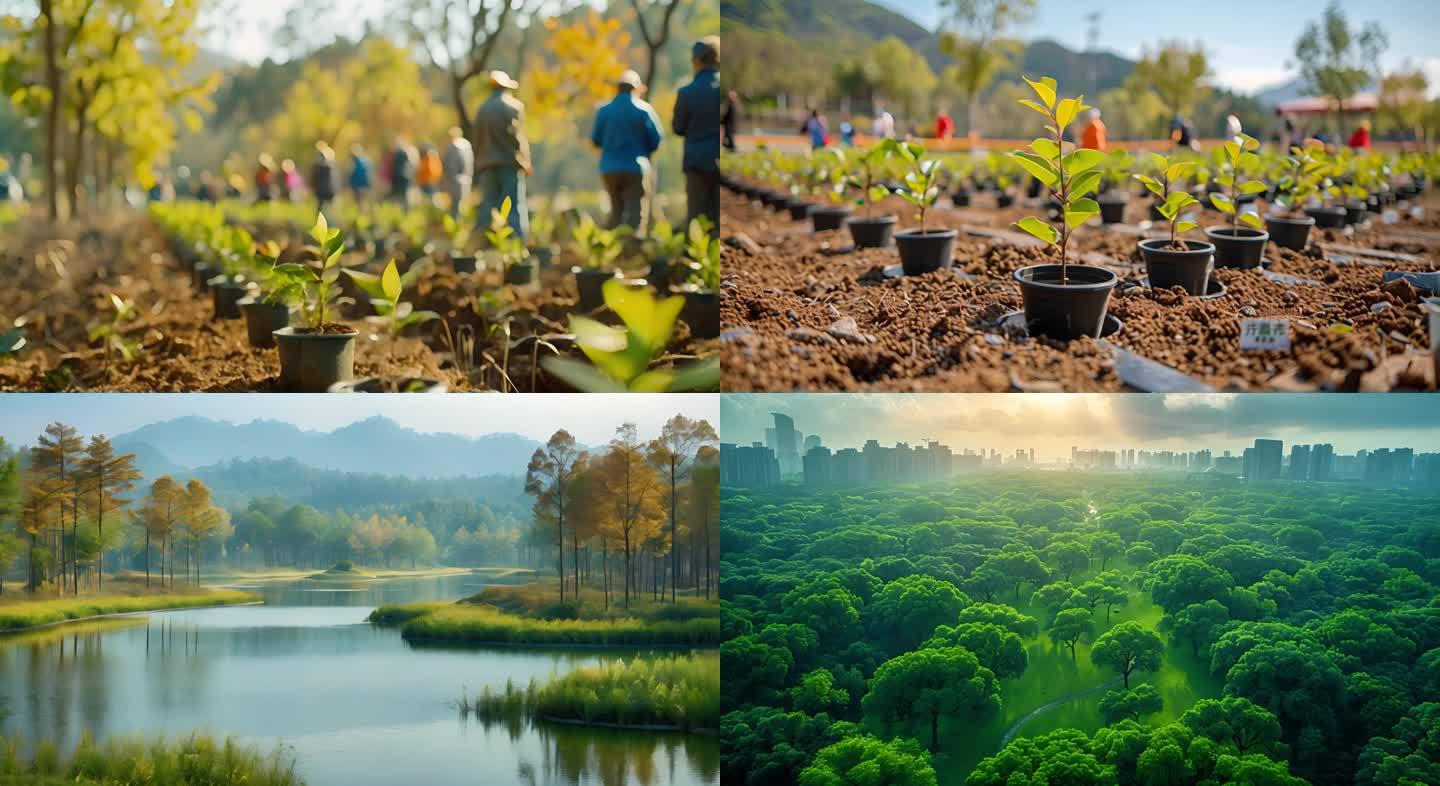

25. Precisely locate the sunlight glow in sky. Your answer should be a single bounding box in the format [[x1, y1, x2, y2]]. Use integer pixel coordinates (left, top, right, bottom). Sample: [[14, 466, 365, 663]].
[[721, 394, 1440, 462]]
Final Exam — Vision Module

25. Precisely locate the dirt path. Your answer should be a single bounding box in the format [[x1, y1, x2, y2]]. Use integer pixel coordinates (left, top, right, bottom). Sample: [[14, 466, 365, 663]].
[[997, 675, 1123, 748]]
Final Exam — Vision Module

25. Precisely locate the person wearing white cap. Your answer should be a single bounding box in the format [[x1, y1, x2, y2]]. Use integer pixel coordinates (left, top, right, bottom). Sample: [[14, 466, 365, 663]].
[[591, 69, 663, 234], [473, 70, 531, 238]]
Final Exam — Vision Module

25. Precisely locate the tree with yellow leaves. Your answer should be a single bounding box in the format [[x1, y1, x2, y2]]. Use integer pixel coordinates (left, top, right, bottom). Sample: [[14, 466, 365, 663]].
[[521, 12, 635, 144], [76, 433, 140, 590], [594, 422, 661, 610], [136, 475, 182, 589], [179, 478, 227, 586]]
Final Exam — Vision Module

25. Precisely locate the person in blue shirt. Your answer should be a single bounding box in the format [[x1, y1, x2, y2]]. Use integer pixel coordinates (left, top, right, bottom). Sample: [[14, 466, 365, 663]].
[[349, 145, 373, 206], [591, 69, 663, 234], [673, 36, 720, 236], [803, 110, 828, 149]]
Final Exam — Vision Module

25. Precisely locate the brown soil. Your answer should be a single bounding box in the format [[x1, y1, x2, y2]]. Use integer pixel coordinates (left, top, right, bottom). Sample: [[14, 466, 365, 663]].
[[293, 323, 358, 336], [721, 187, 1439, 392], [0, 214, 716, 392]]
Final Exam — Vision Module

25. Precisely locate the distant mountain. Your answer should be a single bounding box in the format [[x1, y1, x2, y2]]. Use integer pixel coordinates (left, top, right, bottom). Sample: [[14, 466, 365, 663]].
[[1252, 77, 1379, 108], [189, 457, 527, 513], [724, 0, 943, 65], [112, 416, 543, 479]]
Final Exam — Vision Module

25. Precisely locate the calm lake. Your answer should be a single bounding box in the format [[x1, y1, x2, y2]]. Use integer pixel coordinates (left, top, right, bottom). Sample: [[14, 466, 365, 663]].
[[0, 574, 719, 786]]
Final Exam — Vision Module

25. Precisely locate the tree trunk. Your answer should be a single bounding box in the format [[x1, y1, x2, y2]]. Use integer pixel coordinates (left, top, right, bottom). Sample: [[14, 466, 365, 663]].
[[68, 93, 89, 219], [144, 531, 150, 588], [40, 0, 61, 222]]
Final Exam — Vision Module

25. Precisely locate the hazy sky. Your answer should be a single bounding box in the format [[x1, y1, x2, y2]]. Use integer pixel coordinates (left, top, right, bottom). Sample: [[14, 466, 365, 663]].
[[0, 394, 718, 449], [871, 0, 1440, 96], [722, 394, 1440, 461]]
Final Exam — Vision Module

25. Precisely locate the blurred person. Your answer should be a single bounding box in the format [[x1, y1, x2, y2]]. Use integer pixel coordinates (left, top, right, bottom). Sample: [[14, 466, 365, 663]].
[[389, 138, 418, 208], [279, 158, 302, 202], [935, 109, 955, 141], [803, 109, 828, 149], [591, 69, 663, 234], [226, 173, 245, 199], [1080, 109, 1107, 151], [255, 154, 276, 202], [1170, 115, 1197, 151], [872, 108, 895, 139], [196, 171, 217, 203], [442, 127, 474, 221], [474, 70, 531, 237], [1348, 118, 1371, 150], [1225, 113, 1242, 140], [840, 120, 855, 147], [175, 166, 193, 199], [311, 142, 339, 213], [673, 37, 720, 235], [721, 90, 740, 151], [349, 144, 373, 204], [418, 143, 443, 200]]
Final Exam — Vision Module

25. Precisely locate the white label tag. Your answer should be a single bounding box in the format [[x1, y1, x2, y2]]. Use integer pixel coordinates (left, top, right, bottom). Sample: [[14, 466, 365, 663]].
[[1240, 319, 1290, 351], [1383, 210, 1399, 224], [1410, 206, 1425, 219]]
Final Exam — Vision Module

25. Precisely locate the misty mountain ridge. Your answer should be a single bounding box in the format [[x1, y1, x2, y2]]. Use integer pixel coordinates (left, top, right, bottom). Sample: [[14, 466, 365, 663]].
[[112, 416, 544, 479]]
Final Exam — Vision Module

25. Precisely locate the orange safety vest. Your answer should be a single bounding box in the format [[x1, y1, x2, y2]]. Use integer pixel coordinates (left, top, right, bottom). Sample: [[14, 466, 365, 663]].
[[418, 152, 443, 186]]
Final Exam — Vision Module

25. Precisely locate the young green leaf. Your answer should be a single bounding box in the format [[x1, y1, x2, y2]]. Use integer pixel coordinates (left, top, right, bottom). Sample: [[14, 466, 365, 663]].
[[381, 259, 402, 304], [1014, 216, 1059, 245], [1023, 76, 1057, 109]]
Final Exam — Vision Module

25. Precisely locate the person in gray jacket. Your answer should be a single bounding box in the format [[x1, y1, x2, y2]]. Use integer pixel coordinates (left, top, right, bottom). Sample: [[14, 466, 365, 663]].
[[672, 36, 720, 236], [442, 127, 474, 221], [473, 70, 531, 238]]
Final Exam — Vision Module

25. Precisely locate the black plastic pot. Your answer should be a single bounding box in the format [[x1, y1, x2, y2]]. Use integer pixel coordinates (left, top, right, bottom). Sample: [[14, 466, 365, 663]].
[[847, 216, 898, 249], [996, 193, 1015, 209], [329, 377, 448, 393], [505, 260, 538, 286], [953, 189, 972, 208], [239, 298, 291, 349], [681, 289, 719, 339], [452, 254, 478, 274], [211, 281, 253, 321], [1138, 239, 1215, 296], [1305, 206, 1346, 228], [192, 262, 218, 291], [895, 228, 958, 276], [1098, 196, 1127, 225], [1205, 226, 1269, 270], [1013, 264, 1118, 340], [273, 327, 357, 393], [1343, 201, 1368, 225], [1264, 214, 1316, 251], [810, 206, 852, 232], [649, 257, 674, 290], [786, 199, 814, 221], [574, 267, 618, 312]]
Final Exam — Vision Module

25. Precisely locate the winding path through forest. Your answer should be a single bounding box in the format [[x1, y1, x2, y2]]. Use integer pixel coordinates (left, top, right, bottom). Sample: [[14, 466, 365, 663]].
[[997, 676, 1123, 748]]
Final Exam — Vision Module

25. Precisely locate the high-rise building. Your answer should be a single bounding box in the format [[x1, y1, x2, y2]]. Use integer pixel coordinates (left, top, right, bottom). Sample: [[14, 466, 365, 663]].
[[1250, 439, 1283, 481], [1193, 449, 1212, 470], [833, 448, 868, 484], [1288, 444, 1311, 481], [1309, 444, 1334, 481], [721, 442, 781, 487], [771, 413, 801, 477], [803, 446, 832, 485], [803, 434, 823, 452]]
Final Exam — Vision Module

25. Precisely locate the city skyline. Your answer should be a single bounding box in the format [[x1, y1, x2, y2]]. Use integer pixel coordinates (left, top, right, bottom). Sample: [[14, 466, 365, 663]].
[[720, 394, 1440, 462]]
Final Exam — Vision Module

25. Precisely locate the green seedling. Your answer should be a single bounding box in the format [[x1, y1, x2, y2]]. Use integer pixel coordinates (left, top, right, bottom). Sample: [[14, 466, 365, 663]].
[[1135, 153, 1200, 249], [1010, 76, 1107, 282], [88, 293, 142, 367], [845, 140, 899, 220], [572, 214, 630, 270], [1274, 145, 1328, 217], [1208, 133, 1267, 234], [1100, 151, 1133, 194], [683, 217, 720, 292], [543, 279, 719, 393], [890, 142, 945, 233], [649, 221, 687, 262], [267, 212, 349, 331], [482, 197, 531, 271], [442, 212, 473, 254]]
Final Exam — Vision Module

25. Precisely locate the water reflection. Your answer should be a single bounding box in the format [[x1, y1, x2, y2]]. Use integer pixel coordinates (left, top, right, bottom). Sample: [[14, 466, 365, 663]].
[[0, 576, 718, 786]]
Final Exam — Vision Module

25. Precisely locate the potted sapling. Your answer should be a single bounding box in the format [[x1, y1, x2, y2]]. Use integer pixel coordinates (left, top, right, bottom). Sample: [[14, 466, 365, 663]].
[[988, 152, 1017, 208], [844, 139, 900, 248], [646, 220, 688, 290], [677, 217, 720, 339], [781, 157, 814, 221], [1265, 146, 1324, 251], [889, 142, 956, 275], [238, 241, 295, 349], [486, 198, 536, 286], [571, 215, 626, 312], [443, 213, 478, 273], [332, 259, 444, 393], [1303, 152, 1346, 228], [1204, 133, 1270, 269], [209, 226, 259, 321], [1134, 155, 1214, 296], [1009, 76, 1118, 340], [1097, 151, 1132, 225], [808, 149, 853, 232], [270, 212, 359, 392]]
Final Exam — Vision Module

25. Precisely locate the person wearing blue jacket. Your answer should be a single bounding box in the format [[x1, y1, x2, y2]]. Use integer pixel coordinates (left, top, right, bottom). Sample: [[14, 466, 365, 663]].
[[349, 145, 373, 205], [673, 36, 720, 235], [591, 69, 663, 234]]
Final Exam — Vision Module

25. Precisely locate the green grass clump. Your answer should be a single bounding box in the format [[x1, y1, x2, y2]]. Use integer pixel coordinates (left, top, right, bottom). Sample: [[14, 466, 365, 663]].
[[397, 604, 720, 646], [0, 590, 261, 632], [464, 652, 719, 732], [0, 732, 303, 785], [365, 601, 452, 626], [464, 582, 720, 624]]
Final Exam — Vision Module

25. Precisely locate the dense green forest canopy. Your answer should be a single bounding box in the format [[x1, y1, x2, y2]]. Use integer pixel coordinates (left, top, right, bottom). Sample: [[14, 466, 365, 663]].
[[721, 472, 1440, 786]]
